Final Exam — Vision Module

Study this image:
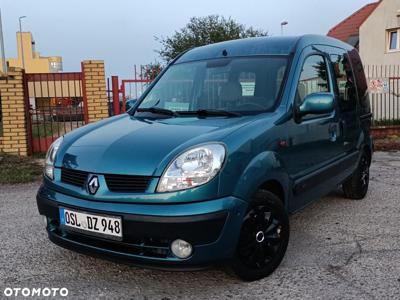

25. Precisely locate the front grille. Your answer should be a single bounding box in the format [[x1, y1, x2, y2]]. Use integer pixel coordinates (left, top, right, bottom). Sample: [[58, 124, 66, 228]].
[[60, 168, 152, 193], [61, 168, 88, 187], [104, 174, 152, 193]]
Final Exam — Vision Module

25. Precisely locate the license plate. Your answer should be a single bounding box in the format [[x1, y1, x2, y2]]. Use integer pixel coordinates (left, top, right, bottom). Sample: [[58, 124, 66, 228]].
[[59, 207, 122, 240]]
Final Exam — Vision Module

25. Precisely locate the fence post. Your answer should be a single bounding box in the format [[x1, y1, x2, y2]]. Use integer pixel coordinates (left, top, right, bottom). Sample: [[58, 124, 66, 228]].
[[111, 76, 120, 115], [0, 67, 29, 156], [121, 81, 126, 113], [23, 70, 32, 155], [81, 60, 109, 123]]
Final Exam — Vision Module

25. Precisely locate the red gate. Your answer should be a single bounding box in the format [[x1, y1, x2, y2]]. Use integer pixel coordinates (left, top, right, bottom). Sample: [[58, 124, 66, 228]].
[[120, 78, 152, 112], [106, 77, 152, 115], [25, 72, 87, 153], [107, 64, 157, 116]]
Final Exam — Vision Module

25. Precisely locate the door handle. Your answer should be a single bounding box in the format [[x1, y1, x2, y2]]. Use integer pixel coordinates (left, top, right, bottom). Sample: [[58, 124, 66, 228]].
[[328, 124, 338, 142]]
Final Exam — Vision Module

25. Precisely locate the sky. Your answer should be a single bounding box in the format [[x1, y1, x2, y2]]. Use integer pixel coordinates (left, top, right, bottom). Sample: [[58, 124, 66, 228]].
[[1, 0, 374, 79]]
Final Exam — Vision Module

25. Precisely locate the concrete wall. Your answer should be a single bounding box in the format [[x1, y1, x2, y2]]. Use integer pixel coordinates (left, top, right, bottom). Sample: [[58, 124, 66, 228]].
[[360, 0, 400, 66]]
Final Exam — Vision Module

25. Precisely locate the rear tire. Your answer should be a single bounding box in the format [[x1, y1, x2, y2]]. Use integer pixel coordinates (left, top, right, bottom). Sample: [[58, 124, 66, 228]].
[[230, 190, 289, 281], [342, 151, 370, 200]]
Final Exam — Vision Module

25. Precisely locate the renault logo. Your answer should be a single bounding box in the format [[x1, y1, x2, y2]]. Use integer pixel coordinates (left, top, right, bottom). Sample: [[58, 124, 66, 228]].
[[87, 175, 100, 195]]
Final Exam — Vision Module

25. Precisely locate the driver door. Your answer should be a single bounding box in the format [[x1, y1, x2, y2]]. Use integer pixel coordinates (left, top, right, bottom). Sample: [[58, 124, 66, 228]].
[[281, 52, 342, 209]]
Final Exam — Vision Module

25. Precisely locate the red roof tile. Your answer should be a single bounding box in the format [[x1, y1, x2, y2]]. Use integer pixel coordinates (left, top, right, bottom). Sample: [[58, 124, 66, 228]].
[[327, 1, 382, 43]]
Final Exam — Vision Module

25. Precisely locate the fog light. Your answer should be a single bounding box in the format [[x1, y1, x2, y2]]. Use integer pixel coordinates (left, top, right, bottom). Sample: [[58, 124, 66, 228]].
[[171, 239, 193, 259], [43, 216, 48, 227], [44, 165, 54, 180]]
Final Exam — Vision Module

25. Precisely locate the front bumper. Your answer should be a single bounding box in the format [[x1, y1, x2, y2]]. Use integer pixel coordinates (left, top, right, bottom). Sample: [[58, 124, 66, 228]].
[[37, 185, 248, 268]]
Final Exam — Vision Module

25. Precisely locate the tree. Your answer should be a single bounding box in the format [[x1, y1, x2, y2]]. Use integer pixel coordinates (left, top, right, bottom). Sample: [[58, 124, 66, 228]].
[[156, 15, 268, 62], [141, 62, 163, 80]]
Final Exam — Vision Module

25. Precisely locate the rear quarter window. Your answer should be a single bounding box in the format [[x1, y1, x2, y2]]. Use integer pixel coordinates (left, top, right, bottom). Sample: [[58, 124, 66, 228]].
[[330, 53, 357, 112], [348, 49, 370, 115]]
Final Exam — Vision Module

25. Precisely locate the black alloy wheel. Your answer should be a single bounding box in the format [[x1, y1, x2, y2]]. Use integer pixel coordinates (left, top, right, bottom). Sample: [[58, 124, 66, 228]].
[[231, 190, 289, 281], [343, 151, 370, 200]]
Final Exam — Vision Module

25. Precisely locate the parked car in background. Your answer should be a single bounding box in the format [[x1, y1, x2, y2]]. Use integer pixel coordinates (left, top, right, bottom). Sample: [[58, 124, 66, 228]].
[[37, 35, 372, 281], [52, 106, 84, 122]]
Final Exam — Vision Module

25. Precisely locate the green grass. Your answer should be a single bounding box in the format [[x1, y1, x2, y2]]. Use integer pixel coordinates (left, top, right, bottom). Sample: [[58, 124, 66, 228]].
[[0, 153, 43, 184], [32, 123, 61, 138]]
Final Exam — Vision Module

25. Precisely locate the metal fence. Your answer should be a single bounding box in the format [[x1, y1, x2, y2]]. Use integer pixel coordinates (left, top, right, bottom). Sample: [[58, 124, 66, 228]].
[[365, 65, 400, 126], [107, 78, 152, 116], [25, 72, 86, 153]]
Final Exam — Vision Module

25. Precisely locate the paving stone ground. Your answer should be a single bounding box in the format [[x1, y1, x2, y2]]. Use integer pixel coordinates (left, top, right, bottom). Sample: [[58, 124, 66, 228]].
[[1, 151, 399, 299]]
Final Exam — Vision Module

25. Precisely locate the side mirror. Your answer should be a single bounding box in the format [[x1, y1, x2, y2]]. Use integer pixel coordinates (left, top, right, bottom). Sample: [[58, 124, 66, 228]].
[[125, 99, 137, 111], [296, 93, 334, 120]]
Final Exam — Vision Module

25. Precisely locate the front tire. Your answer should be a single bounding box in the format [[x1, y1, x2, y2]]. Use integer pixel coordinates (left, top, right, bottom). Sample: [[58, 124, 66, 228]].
[[231, 190, 289, 281], [342, 151, 370, 200]]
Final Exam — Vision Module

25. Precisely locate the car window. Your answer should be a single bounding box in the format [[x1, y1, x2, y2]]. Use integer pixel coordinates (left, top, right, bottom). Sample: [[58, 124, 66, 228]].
[[348, 49, 370, 116], [331, 53, 357, 112], [137, 57, 288, 114], [296, 55, 330, 106], [141, 64, 196, 112]]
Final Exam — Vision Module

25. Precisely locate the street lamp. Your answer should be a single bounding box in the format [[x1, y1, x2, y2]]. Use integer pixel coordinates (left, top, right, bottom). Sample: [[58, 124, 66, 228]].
[[0, 9, 6, 74], [281, 21, 288, 36], [19, 16, 26, 70]]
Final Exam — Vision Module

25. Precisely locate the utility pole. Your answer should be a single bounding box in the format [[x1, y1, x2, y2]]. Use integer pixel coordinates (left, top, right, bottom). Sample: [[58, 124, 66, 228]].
[[19, 16, 26, 70], [0, 9, 6, 74], [281, 21, 288, 36]]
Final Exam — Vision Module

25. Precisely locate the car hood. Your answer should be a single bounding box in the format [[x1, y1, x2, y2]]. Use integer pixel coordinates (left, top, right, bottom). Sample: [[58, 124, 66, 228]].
[[58, 114, 255, 176]]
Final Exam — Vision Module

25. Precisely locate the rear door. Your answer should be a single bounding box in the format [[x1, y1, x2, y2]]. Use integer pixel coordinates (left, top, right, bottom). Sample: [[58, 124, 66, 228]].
[[328, 47, 361, 155]]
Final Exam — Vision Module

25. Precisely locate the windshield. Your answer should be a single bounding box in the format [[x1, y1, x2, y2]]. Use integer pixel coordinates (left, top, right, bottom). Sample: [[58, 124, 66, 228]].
[[136, 56, 288, 115]]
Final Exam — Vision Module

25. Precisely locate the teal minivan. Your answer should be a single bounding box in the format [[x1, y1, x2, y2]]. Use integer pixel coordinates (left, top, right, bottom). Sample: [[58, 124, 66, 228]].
[[37, 35, 372, 281]]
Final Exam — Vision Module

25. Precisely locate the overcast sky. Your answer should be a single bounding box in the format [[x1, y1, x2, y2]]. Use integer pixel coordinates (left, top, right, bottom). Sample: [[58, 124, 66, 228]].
[[1, 0, 373, 78]]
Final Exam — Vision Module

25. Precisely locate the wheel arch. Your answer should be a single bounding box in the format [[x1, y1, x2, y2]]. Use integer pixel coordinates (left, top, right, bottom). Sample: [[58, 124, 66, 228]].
[[232, 151, 290, 211], [259, 180, 286, 205]]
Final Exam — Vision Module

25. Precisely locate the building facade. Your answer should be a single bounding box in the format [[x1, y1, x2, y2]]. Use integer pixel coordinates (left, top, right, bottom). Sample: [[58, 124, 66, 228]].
[[1, 32, 62, 73], [360, 0, 400, 66], [328, 0, 400, 66]]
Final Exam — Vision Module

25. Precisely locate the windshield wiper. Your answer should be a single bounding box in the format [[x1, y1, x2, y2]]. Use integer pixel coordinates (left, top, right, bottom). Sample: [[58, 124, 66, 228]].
[[181, 109, 242, 117], [136, 107, 179, 117]]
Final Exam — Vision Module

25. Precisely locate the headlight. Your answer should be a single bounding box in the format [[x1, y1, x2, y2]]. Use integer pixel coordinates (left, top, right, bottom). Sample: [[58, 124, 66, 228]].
[[44, 136, 63, 180], [157, 143, 226, 193]]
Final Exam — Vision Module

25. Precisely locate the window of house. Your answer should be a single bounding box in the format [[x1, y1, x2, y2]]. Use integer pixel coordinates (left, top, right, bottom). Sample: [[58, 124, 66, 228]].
[[49, 61, 62, 73], [388, 29, 399, 51], [296, 55, 330, 106]]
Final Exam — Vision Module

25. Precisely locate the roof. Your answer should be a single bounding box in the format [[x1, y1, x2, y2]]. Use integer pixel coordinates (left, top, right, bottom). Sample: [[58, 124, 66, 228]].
[[327, 1, 381, 45], [176, 37, 300, 63], [176, 35, 353, 64]]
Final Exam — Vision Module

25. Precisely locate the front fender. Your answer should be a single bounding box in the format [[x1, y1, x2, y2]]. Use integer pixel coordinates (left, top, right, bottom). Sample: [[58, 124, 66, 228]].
[[231, 151, 290, 210]]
